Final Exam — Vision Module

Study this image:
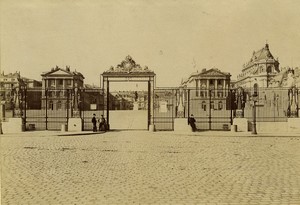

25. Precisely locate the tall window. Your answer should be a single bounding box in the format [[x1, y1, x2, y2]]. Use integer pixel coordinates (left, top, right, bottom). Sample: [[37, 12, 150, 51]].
[[210, 101, 214, 110], [57, 101, 62, 110], [254, 83, 258, 96], [66, 80, 72, 86], [48, 79, 55, 87], [218, 101, 223, 110], [57, 79, 63, 87], [196, 80, 199, 97], [202, 101, 206, 111], [49, 101, 53, 110]]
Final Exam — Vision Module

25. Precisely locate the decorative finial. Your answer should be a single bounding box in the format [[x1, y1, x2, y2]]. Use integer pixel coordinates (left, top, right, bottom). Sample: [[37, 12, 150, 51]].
[[265, 41, 269, 49]]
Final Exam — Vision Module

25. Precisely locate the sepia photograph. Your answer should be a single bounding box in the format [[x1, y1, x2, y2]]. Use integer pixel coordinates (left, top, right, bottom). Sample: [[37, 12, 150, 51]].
[[1, 0, 300, 204]]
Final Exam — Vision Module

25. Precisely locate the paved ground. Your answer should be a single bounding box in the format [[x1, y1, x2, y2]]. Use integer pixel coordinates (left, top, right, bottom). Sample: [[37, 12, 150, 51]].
[[1, 131, 300, 205]]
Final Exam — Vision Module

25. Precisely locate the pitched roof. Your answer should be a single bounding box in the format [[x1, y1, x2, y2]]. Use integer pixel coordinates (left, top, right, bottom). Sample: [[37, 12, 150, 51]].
[[182, 68, 231, 85], [244, 44, 278, 69], [0, 71, 21, 78], [41, 66, 84, 78]]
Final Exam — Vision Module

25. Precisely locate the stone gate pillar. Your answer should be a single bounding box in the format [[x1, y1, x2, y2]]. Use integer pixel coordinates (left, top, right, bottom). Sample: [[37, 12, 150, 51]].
[[233, 87, 248, 132]]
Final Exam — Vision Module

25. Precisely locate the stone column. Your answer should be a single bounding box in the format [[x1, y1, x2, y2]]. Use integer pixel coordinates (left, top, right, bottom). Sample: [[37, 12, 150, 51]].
[[0, 101, 4, 134], [223, 79, 226, 97], [215, 79, 218, 98], [206, 79, 209, 97]]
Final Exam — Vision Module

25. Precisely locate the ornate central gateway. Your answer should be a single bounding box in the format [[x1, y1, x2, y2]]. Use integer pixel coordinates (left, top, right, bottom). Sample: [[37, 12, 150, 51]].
[[101, 56, 156, 130]]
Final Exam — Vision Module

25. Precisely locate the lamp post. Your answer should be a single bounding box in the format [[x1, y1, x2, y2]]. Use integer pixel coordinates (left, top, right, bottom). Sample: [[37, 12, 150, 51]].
[[251, 94, 258, 135]]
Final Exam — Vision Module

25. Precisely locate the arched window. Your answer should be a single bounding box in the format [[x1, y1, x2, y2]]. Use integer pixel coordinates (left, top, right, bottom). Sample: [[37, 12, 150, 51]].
[[210, 101, 214, 110], [57, 101, 62, 110], [253, 83, 258, 97], [218, 101, 223, 110], [201, 101, 206, 111], [49, 101, 53, 110]]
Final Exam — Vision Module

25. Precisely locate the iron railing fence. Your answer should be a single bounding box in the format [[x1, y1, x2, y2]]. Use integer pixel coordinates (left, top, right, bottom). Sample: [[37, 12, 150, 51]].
[[153, 88, 177, 131], [1, 86, 298, 131], [243, 87, 293, 122], [186, 88, 232, 130]]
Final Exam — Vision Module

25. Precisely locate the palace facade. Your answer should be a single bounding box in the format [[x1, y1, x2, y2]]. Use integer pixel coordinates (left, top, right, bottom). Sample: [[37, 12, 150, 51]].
[[181, 68, 231, 97], [41, 66, 84, 110], [181, 68, 231, 111], [235, 44, 280, 88]]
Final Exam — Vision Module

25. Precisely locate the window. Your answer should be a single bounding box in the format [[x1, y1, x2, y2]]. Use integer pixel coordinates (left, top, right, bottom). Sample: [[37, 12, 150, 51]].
[[200, 91, 206, 98], [57, 101, 62, 109], [253, 83, 258, 96], [218, 101, 223, 110], [57, 79, 63, 86], [49, 101, 53, 110], [56, 91, 61, 97], [202, 101, 206, 111], [210, 101, 214, 110], [196, 80, 199, 97], [66, 80, 72, 86], [48, 80, 55, 87], [218, 92, 223, 98]]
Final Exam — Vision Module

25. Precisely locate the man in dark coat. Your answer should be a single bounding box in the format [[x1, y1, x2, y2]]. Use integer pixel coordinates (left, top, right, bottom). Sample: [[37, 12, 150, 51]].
[[188, 114, 197, 132], [99, 115, 107, 131], [92, 114, 97, 132]]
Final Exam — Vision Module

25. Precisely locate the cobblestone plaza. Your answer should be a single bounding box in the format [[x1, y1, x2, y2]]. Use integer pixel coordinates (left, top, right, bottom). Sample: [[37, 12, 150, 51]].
[[1, 131, 300, 205]]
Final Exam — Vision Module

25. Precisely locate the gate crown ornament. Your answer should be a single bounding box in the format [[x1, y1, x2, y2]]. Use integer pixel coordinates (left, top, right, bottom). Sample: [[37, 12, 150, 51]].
[[103, 55, 154, 74]]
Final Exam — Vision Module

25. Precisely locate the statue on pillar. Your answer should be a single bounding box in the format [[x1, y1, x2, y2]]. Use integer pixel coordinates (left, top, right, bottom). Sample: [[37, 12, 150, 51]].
[[134, 91, 138, 102], [72, 85, 81, 117], [13, 87, 22, 117], [133, 91, 139, 110], [235, 87, 245, 118], [177, 87, 185, 118], [287, 86, 298, 118]]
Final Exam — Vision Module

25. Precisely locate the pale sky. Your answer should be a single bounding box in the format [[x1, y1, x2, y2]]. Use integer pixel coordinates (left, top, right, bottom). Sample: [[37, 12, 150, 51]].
[[1, 0, 300, 87]]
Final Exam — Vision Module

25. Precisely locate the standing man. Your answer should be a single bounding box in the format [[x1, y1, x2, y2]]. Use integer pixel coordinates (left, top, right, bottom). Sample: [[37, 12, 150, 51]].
[[188, 114, 197, 132], [92, 113, 97, 132]]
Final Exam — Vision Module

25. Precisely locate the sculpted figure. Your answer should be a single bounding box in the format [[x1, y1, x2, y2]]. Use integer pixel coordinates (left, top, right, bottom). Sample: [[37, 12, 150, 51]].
[[234, 87, 245, 118], [177, 87, 185, 118], [288, 86, 298, 117], [235, 87, 245, 110]]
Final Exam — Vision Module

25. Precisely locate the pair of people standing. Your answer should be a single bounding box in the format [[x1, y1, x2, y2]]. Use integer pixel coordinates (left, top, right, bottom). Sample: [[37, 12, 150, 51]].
[[92, 114, 107, 132]]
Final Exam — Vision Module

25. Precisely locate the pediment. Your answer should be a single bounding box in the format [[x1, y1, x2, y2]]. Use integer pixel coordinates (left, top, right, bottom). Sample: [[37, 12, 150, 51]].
[[48, 69, 72, 76], [200, 69, 229, 77]]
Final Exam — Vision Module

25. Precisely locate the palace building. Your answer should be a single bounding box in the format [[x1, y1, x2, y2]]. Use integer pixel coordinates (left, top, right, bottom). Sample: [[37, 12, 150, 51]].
[[181, 68, 231, 98], [235, 43, 280, 88], [41, 66, 84, 110]]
